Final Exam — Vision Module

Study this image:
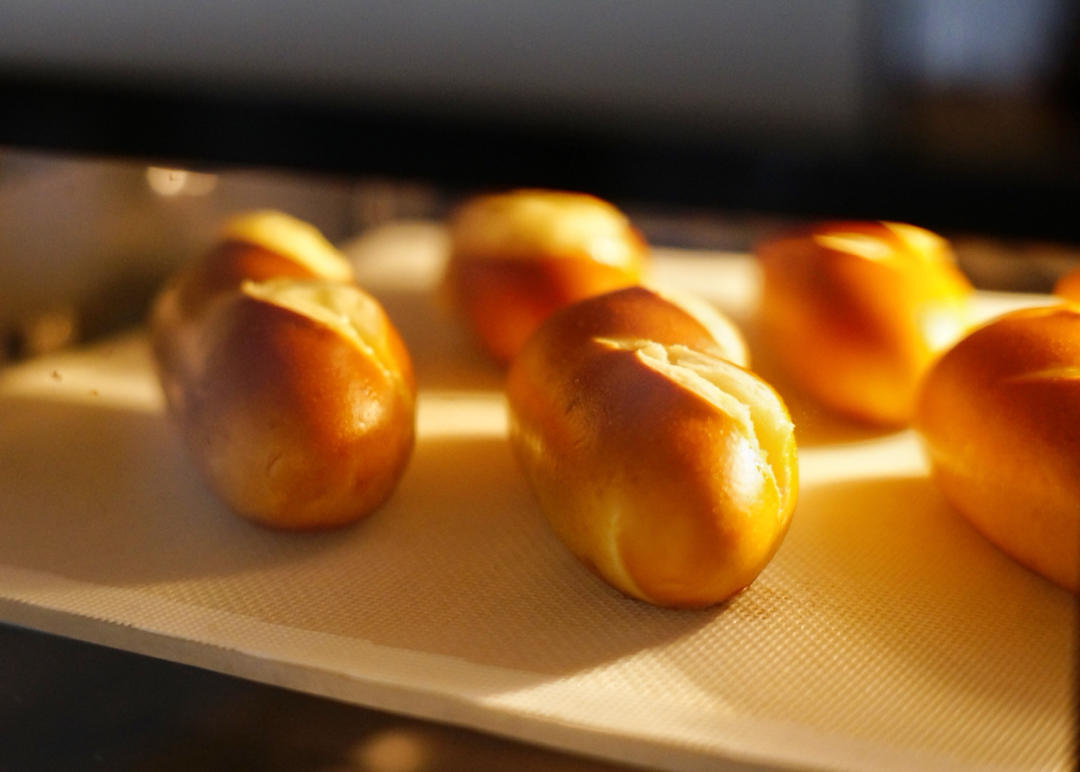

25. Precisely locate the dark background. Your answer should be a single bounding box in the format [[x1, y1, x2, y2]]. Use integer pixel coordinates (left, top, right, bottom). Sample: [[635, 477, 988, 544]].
[[1, 0, 1078, 241]]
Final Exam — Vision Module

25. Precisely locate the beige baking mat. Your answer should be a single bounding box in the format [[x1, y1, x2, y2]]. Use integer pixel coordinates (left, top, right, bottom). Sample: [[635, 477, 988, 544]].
[[0, 223, 1073, 771]]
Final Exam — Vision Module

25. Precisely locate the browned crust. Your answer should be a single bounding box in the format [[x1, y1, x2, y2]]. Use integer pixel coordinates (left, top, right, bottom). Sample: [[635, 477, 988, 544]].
[[756, 221, 973, 425], [445, 189, 647, 363], [507, 289, 797, 608], [149, 214, 416, 530], [914, 306, 1080, 592]]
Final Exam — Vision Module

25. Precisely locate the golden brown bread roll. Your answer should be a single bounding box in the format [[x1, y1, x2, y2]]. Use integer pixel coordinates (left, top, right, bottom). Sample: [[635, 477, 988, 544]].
[[757, 221, 974, 425], [506, 287, 796, 608], [914, 305, 1080, 593], [444, 189, 647, 364], [150, 212, 416, 530], [150, 210, 356, 414], [1053, 266, 1080, 302]]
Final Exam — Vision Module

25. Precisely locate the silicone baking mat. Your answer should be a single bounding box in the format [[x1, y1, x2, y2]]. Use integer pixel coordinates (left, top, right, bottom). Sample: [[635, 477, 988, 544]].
[[0, 222, 1073, 771]]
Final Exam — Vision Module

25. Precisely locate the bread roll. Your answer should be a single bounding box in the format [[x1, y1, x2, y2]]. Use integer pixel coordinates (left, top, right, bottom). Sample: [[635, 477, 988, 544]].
[[150, 210, 356, 414], [914, 305, 1080, 592], [150, 213, 416, 529], [445, 189, 647, 363], [507, 288, 796, 608], [757, 221, 974, 425], [1054, 266, 1080, 302]]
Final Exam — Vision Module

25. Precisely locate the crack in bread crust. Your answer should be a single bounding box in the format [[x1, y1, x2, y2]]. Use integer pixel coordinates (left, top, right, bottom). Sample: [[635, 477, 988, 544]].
[[594, 336, 795, 516]]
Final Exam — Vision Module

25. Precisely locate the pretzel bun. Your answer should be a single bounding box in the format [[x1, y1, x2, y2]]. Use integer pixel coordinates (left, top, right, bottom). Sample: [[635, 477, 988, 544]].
[[150, 210, 355, 414], [150, 213, 416, 529], [507, 288, 796, 608], [1054, 266, 1080, 302], [914, 306, 1080, 592], [757, 221, 974, 425], [445, 189, 647, 363]]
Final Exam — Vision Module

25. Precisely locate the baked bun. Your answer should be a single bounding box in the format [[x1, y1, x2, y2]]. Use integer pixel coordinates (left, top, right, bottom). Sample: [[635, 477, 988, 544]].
[[445, 189, 647, 363], [506, 287, 796, 608], [1053, 266, 1080, 302], [914, 305, 1080, 592], [757, 221, 974, 425], [150, 210, 355, 414], [150, 213, 416, 529]]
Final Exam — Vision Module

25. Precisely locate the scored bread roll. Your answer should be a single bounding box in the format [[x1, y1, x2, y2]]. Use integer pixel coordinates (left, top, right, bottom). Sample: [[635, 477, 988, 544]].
[[1054, 266, 1080, 302], [150, 212, 416, 530], [757, 221, 974, 425], [507, 288, 796, 608], [444, 188, 647, 364], [914, 305, 1080, 593], [150, 210, 356, 415]]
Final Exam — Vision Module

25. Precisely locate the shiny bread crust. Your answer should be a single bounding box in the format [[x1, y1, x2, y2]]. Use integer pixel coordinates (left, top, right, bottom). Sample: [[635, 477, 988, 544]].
[[507, 288, 797, 608], [149, 211, 415, 530], [914, 305, 1080, 592], [445, 189, 647, 363], [757, 221, 974, 425]]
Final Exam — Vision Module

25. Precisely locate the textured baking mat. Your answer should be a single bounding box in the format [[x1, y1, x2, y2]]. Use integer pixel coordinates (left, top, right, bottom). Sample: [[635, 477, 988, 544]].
[[0, 223, 1073, 771]]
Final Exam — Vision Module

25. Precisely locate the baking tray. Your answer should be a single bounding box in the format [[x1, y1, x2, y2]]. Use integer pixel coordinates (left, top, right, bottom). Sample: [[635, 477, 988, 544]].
[[0, 222, 1073, 771]]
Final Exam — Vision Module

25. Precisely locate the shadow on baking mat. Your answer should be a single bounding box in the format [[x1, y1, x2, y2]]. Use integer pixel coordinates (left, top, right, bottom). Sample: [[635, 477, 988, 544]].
[[0, 392, 719, 679], [0, 394, 361, 586], [662, 474, 1073, 770], [280, 431, 723, 678]]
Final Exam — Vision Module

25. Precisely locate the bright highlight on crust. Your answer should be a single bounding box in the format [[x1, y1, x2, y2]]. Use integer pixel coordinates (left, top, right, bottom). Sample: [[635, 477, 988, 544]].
[[813, 232, 893, 261], [451, 189, 640, 268], [883, 221, 948, 257], [222, 210, 354, 282], [813, 222, 949, 265], [1002, 366, 1080, 384]]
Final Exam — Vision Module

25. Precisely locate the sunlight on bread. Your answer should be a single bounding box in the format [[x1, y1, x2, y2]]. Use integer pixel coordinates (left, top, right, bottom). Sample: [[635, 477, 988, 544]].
[[507, 288, 797, 608], [914, 305, 1080, 593], [149, 212, 415, 530]]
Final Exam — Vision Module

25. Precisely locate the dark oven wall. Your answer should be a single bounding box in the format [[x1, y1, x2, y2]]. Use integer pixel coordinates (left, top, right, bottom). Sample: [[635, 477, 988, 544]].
[[0, 1, 1078, 242]]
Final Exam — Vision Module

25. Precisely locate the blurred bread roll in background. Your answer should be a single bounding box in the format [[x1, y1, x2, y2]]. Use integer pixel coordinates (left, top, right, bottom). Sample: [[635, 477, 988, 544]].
[[507, 287, 796, 608], [150, 212, 416, 530], [756, 221, 974, 426], [444, 189, 646, 364], [1053, 265, 1080, 302], [914, 305, 1080, 593]]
